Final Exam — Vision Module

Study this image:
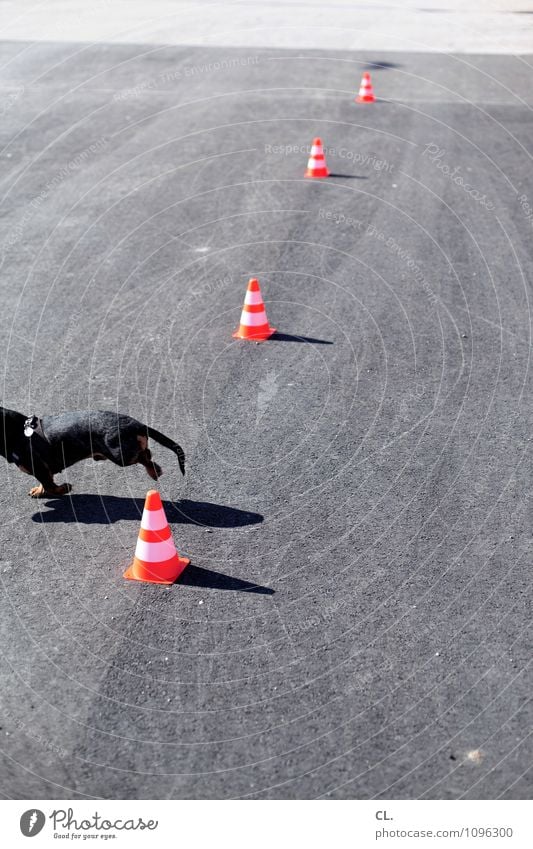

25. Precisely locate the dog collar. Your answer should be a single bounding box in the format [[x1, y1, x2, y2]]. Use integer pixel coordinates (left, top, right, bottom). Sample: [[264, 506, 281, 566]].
[[24, 415, 48, 443], [24, 415, 39, 437]]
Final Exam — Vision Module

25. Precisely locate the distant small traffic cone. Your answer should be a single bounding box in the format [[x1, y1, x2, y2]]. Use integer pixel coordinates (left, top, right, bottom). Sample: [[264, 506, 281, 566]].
[[356, 72, 375, 103], [233, 278, 276, 341], [124, 490, 190, 585], [305, 137, 329, 179]]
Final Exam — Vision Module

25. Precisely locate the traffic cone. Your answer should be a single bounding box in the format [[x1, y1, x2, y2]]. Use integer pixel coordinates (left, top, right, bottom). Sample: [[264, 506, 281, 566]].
[[305, 137, 329, 178], [233, 278, 276, 341], [356, 72, 375, 103], [124, 490, 190, 585]]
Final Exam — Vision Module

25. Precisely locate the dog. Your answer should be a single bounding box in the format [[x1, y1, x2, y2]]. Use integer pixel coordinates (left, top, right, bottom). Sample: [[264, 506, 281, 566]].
[[0, 406, 185, 497]]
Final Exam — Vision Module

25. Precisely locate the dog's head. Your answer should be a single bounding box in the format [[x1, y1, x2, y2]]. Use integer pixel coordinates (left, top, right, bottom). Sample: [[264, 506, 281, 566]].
[[0, 405, 25, 458], [0, 406, 7, 456]]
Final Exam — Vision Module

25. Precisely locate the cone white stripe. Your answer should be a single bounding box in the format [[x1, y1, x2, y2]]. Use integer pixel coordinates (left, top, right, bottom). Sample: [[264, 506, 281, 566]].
[[244, 290, 263, 306], [240, 309, 268, 327], [310, 144, 323, 156], [141, 508, 168, 531], [135, 537, 177, 563]]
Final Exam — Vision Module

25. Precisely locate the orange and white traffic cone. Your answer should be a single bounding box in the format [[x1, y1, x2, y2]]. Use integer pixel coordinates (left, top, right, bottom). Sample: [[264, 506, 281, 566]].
[[124, 490, 190, 585], [232, 278, 276, 342], [305, 137, 329, 179], [356, 72, 375, 103]]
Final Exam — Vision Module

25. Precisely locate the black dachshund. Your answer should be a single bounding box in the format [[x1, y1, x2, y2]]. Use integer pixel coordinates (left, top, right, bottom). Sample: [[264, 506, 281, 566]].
[[0, 406, 185, 497]]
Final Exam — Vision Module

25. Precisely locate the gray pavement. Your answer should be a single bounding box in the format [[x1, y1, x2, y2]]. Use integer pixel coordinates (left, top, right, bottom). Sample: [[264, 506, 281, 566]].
[[0, 30, 531, 799]]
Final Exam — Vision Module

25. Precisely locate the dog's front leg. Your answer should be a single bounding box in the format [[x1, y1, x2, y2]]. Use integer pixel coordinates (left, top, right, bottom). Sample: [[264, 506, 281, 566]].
[[28, 481, 72, 498], [21, 457, 72, 498]]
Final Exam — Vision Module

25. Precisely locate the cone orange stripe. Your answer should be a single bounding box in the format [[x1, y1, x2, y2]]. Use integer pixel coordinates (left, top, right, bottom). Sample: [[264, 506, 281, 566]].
[[126, 553, 189, 584], [133, 554, 182, 574], [237, 317, 270, 329], [234, 328, 275, 338], [239, 322, 271, 332], [242, 302, 267, 314], [235, 331, 272, 339], [233, 324, 275, 340], [138, 525, 172, 543]]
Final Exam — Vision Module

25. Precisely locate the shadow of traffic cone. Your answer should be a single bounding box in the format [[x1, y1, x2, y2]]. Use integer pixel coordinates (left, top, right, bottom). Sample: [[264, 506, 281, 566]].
[[124, 490, 190, 585], [356, 72, 375, 103], [305, 137, 329, 178], [233, 278, 276, 341]]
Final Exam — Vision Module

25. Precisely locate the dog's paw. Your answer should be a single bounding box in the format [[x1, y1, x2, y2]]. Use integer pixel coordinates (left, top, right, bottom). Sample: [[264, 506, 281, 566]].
[[28, 485, 45, 498], [58, 483, 73, 496]]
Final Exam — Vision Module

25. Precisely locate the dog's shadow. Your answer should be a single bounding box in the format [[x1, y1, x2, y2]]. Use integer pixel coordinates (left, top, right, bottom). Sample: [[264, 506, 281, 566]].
[[33, 494, 262, 528], [33, 495, 272, 594]]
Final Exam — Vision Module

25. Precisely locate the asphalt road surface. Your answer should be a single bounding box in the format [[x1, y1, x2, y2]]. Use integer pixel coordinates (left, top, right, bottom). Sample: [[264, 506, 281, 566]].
[[0, 24, 531, 799]]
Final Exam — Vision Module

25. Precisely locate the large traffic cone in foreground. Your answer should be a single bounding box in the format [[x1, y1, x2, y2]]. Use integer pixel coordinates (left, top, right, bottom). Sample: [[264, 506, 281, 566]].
[[124, 490, 190, 585], [233, 278, 276, 341], [305, 137, 329, 178], [356, 72, 375, 103]]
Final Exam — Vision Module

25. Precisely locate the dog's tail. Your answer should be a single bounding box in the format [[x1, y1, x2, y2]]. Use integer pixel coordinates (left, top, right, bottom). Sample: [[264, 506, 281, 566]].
[[146, 427, 185, 475]]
